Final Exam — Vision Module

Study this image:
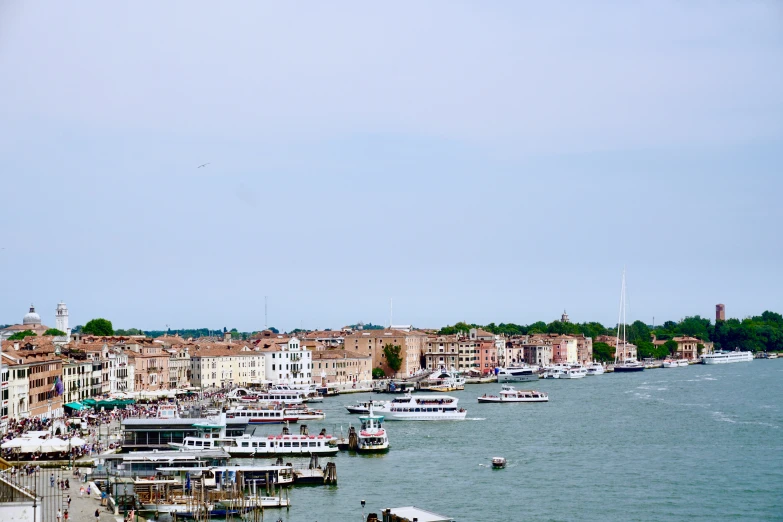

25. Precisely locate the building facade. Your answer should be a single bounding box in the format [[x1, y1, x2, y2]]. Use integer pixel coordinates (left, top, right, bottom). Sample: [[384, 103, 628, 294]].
[[344, 330, 426, 378], [312, 349, 372, 385]]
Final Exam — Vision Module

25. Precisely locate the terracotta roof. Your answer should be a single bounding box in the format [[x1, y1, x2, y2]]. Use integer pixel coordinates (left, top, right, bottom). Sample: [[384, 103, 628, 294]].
[[344, 329, 426, 339], [312, 349, 370, 360]]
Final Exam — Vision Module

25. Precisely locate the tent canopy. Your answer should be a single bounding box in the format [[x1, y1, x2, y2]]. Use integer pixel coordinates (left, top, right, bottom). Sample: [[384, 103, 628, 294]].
[[64, 402, 86, 411]]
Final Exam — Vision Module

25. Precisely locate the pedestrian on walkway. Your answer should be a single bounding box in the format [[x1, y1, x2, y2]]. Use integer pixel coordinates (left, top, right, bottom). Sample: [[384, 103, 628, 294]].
[[65, 478, 70, 489], [87, 485, 91, 496], [50, 473, 55, 487], [64, 510, 69, 521], [79, 486, 84, 496], [94, 508, 100, 522], [56, 509, 62, 522], [67, 494, 71, 507]]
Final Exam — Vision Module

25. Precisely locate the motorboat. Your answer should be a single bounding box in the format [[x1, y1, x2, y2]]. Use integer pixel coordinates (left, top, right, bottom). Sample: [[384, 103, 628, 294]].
[[422, 369, 466, 392], [496, 366, 539, 383], [284, 405, 326, 421], [477, 385, 548, 403], [492, 457, 506, 469], [678, 359, 690, 367], [586, 362, 605, 375], [662, 359, 679, 368], [217, 495, 289, 509], [558, 367, 586, 379], [374, 394, 467, 420], [345, 399, 390, 414], [356, 404, 389, 453], [702, 350, 753, 365]]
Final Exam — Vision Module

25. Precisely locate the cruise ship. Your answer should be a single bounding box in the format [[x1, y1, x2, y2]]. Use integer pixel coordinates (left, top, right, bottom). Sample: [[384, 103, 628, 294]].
[[702, 350, 753, 365]]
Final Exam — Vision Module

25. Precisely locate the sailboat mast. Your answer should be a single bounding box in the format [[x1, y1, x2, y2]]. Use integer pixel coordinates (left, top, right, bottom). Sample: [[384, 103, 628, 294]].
[[623, 269, 627, 361], [615, 269, 625, 363]]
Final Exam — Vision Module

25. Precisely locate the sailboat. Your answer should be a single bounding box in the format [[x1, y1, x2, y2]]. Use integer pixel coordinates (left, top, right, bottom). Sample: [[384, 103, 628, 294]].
[[613, 269, 644, 373]]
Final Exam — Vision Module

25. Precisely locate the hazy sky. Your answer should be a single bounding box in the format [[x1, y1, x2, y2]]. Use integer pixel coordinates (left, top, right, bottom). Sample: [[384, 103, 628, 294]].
[[1, 2, 781, 332]]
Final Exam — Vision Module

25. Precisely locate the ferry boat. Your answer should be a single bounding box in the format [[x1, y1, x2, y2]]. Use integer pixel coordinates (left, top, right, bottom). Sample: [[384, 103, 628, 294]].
[[168, 416, 338, 456], [586, 362, 605, 375], [496, 366, 539, 383], [374, 394, 467, 420], [227, 386, 309, 404], [285, 405, 326, 421], [224, 406, 298, 424], [702, 350, 753, 365], [345, 399, 390, 414], [477, 385, 548, 403], [356, 404, 389, 453]]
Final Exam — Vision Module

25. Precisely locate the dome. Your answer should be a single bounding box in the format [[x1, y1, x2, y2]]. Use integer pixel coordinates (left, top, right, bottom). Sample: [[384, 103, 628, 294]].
[[23, 304, 42, 326]]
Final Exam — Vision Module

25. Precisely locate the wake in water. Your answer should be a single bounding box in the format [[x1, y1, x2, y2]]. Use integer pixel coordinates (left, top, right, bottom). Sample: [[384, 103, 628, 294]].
[[465, 417, 486, 421]]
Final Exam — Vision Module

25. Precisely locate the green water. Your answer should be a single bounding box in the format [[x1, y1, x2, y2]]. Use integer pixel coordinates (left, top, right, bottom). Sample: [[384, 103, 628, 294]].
[[240, 362, 783, 521]]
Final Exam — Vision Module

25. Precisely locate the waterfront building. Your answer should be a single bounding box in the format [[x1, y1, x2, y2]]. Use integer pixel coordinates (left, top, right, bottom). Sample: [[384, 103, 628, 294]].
[[596, 335, 638, 361], [189, 342, 267, 388], [300, 330, 345, 348], [60, 356, 94, 403], [551, 335, 579, 364], [126, 339, 171, 390], [165, 344, 191, 389], [574, 334, 593, 364], [422, 335, 459, 371], [523, 337, 553, 367], [1, 339, 63, 419], [312, 348, 372, 385], [672, 336, 712, 360], [344, 329, 427, 378], [257, 337, 312, 385]]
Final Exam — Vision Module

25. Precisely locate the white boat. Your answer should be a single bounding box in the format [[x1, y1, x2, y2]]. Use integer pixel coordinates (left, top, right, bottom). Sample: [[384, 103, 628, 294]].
[[586, 362, 605, 375], [662, 359, 679, 368], [702, 350, 753, 365], [492, 457, 506, 469], [356, 404, 389, 452], [558, 367, 586, 379], [769, 353, 779, 360], [168, 416, 338, 457], [374, 394, 467, 420], [423, 368, 466, 392], [218, 495, 290, 509], [612, 269, 644, 373], [284, 406, 325, 421], [227, 386, 309, 405], [224, 406, 298, 424], [678, 359, 690, 367], [477, 385, 548, 403], [345, 399, 390, 414], [496, 366, 539, 383]]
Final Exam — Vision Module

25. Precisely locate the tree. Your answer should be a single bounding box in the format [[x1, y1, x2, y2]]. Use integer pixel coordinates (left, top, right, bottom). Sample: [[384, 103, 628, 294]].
[[8, 330, 37, 341], [43, 328, 66, 337], [593, 342, 613, 362], [82, 318, 114, 336], [664, 339, 678, 356], [383, 344, 403, 373], [268, 327, 280, 334], [372, 367, 385, 379]]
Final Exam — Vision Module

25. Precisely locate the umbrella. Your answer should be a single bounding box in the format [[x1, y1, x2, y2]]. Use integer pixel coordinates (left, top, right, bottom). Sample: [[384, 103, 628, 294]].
[[22, 438, 69, 453], [68, 436, 88, 446], [1, 438, 28, 449]]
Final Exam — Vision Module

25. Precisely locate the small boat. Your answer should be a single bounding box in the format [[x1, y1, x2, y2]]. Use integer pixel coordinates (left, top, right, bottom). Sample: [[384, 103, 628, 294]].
[[492, 457, 506, 469], [558, 367, 586, 379], [218, 496, 289, 509], [662, 359, 679, 368], [284, 406, 326, 421], [586, 362, 605, 375], [769, 353, 779, 360], [477, 385, 548, 403], [678, 359, 690, 367], [356, 404, 389, 453], [177, 508, 243, 519], [345, 399, 390, 414], [497, 366, 539, 382]]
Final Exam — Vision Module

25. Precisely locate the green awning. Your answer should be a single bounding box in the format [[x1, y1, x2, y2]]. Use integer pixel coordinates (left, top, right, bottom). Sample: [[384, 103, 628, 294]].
[[64, 402, 86, 411], [81, 398, 97, 406]]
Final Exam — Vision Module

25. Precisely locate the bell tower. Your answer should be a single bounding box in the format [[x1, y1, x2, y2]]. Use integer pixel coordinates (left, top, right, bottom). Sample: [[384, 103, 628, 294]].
[[56, 301, 71, 342]]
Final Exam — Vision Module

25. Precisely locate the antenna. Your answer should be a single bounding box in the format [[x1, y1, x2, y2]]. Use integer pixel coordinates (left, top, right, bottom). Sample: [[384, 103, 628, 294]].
[[265, 296, 268, 329], [390, 298, 393, 328]]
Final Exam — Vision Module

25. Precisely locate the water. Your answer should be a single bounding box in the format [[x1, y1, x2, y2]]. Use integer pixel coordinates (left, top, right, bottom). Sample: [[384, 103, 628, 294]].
[[238, 362, 783, 521]]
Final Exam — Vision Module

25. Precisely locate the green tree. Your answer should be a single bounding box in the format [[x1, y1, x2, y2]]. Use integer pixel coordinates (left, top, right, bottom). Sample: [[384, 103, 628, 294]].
[[82, 318, 114, 336], [383, 344, 403, 373], [527, 321, 547, 334], [43, 328, 66, 337], [664, 339, 678, 356], [8, 330, 37, 341], [628, 320, 651, 345], [593, 342, 614, 362], [372, 367, 385, 379]]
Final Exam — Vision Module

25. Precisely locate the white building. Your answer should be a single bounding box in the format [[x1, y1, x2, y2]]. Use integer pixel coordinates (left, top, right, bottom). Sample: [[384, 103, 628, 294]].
[[261, 337, 313, 385], [55, 301, 72, 344]]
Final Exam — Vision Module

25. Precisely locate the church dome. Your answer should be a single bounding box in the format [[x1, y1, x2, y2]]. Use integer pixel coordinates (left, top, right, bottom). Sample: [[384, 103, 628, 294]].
[[23, 304, 42, 325]]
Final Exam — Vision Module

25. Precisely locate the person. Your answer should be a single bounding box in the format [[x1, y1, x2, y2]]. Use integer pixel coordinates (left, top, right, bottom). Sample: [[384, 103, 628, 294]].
[[95, 508, 100, 522], [66, 478, 70, 489], [50, 473, 55, 487], [87, 485, 91, 496], [57, 509, 62, 522], [64, 510, 69, 521], [67, 494, 71, 507], [79, 486, 84, 497]]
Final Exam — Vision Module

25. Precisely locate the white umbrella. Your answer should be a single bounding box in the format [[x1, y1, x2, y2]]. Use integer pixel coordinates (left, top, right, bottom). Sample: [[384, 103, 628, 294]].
[[68, 436, 88, 446], [1, 438, 28, 449], [21, 438, 69, 453]]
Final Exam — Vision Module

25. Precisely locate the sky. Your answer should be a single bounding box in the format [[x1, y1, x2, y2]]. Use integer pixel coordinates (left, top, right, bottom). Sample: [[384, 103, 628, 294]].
[[1, 1, 782, 333]]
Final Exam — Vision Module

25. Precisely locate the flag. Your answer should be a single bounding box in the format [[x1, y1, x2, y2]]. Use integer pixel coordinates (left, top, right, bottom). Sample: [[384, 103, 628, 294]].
[[51, 376, 63, 397]]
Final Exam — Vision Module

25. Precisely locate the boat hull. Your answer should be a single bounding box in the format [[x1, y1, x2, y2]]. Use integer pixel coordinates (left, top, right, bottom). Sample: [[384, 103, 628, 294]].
[[497, 373, 539, 383], [385, 412, 467, 421], [477, 397, 548, 403], [702, 352, 753, 364], [227, 447, 338, 457], [613, 365, 644, 372]]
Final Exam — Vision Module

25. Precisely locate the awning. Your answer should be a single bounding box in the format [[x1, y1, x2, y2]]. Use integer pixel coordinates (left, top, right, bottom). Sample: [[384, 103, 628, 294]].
[[64, 402, 86, 411]]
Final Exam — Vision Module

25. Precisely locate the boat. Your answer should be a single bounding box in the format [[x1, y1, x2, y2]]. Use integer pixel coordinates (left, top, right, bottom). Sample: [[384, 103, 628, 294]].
[[177, 508, 242, 518], [492, 457, 506, 469], [374, 394, 467, 420], [769, 353, 779, 360], [224, 405, 298, 424], [558, 366, 586, 379], [586, 362, 605, 375], [227, 386, 309, 405], [355, 404, 389, 452], [678, 359, 690, 367], [662, 359, 679, 368], [218, 496, 289, 509], [422, 368, 466, 392], [477, 385, 548, 403], [612, 269, 644, 373], [345, 399, 390, 414], [496, 366, 539, 383], [702, 349, 753, 365], [168, 415, 339, 456], [283, 404, 326, 421]]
